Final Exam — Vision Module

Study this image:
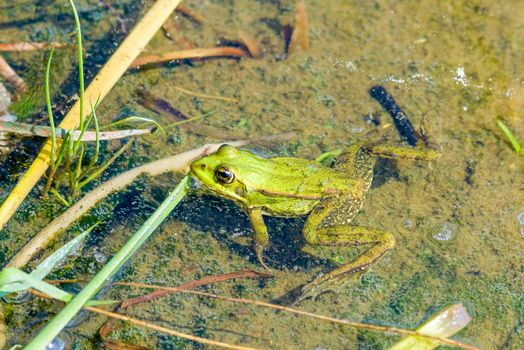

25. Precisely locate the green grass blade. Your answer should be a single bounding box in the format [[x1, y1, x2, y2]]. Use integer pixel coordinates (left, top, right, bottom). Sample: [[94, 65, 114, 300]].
[[45, 48, 56, 167], [68, 0, 85, 132], [0, 268, 70, 301], [24, 175, 191, 350], [497, 119, 521, 154], [30, 223, 98, 281], [78, 141, 131, 190], [109, 116, 166, 135], [315, 148, 342, 163]]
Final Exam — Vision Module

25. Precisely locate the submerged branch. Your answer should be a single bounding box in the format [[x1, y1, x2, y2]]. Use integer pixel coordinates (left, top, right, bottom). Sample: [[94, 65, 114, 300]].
[[130, 47, 246, 68], [0, 54, 25, 94], [0, 42, 67, 52], [0, 120, 153, 141]]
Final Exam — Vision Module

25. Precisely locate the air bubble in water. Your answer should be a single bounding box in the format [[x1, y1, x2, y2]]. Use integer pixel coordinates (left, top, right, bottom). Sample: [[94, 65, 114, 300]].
[[430, 222, 458, 242]]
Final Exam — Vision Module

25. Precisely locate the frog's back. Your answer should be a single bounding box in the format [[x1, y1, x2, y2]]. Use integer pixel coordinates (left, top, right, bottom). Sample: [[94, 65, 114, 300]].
[[241, 156, 359, 216]]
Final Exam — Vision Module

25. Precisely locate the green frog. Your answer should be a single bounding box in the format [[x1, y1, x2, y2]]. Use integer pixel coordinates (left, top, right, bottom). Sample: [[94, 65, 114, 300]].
[[190, 142, 438, 299]]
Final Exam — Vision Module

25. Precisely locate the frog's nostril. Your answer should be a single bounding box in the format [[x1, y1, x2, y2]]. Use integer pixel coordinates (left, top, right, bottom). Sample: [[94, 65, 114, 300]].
[[200, 164, 206, 170]]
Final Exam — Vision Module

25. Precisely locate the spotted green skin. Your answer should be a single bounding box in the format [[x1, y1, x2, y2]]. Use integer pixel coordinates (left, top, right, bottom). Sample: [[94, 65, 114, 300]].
[[190, 143, 438, 300]]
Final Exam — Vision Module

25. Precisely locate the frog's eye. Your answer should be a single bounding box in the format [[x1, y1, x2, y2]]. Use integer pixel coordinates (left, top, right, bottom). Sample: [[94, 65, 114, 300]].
[[215, 167, 235, 184]]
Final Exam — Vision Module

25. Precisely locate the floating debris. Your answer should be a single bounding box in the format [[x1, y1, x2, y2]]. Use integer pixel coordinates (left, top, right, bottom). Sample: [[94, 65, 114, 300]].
[[0, 42, 67, 52], [430, 222, 459, 242], [0, 54, 25, 94], [288, 0, 309, 55], [516, 210, 524, 236], [130, 47, 246, 68], [0, 82, 10, 112], [390, 303, 472, 350], [0, 82, 15, 154], [238, 31, 263, 59], [369, 85, 418, 146], [136, 90, 238, 139]]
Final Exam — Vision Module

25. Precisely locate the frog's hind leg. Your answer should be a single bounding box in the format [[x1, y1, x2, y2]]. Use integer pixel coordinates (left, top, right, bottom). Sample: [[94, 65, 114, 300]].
[[365, 144, 439, 161], [299, 195, 395, 301], [335, 143, 376, 184]]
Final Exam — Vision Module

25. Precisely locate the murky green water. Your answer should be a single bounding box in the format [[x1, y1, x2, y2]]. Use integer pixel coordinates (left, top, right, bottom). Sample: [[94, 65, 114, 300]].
[[0, 0, 523, 349]]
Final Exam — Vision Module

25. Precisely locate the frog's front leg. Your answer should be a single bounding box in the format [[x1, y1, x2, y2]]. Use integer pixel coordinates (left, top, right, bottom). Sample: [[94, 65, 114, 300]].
[[246, 207, 271, 271]]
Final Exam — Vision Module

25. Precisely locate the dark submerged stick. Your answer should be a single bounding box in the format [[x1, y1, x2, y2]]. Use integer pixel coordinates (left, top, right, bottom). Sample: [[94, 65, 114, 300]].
[[369, 85, 418, 146]]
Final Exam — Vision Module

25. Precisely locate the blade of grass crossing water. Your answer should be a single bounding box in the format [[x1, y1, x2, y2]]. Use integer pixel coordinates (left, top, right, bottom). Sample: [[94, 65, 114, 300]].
[[24, 175, 190, 350]]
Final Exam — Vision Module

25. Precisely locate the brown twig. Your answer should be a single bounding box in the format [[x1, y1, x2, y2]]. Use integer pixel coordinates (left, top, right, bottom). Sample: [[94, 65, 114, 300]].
[[0, 42, 67, 52], [0, 54, 25, 94], [175, 4, 206, 24], [162, 19, 194, 50], [88, 305, 260, 350], [288, 0, 309, 55], [130, 47, 246, 68], [27, 289, 259, 350], [172, 5, 262, 59], [173, 86, 238, 103], [103, 340, 150, 350], [119, 270, 271, 308], [100, 269, 271, 338], [237, 31, 263, 59], [114, 284, 479, 350], [136, 90, 239, 139]]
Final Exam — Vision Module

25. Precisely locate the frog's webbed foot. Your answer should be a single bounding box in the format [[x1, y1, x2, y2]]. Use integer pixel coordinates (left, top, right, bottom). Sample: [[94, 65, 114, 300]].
[[294, 271, 362, 305], [255, 243, 271, 272], [247, 208, 272, 272]]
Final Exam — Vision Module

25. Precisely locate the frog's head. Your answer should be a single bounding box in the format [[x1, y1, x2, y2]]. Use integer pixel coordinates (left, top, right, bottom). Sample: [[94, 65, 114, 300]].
[[190, 144, 249, 204]]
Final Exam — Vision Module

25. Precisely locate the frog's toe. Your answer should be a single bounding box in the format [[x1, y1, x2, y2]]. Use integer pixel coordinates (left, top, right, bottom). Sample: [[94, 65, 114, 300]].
[[294, 272, 361, 305]]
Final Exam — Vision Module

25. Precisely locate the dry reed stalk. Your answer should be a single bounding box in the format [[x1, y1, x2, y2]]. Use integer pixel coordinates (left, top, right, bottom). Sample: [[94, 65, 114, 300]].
[[288, 0, 309, 54], [0, 42, 67, 52], [0, 120, 153, 140], [0, 0, 185, 231], [175, 4, 206, 24], [0, 54, 26, 94], [130, 47, 246, 68]]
